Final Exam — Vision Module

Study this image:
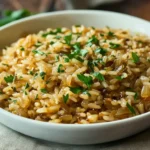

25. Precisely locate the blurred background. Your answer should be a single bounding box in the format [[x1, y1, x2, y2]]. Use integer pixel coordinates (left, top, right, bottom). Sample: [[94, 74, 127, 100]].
[[0, 0, 150, 25]]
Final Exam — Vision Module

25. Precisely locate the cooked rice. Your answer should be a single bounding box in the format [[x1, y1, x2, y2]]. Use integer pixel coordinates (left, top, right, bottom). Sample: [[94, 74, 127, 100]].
[[0, 25, 150, 124]]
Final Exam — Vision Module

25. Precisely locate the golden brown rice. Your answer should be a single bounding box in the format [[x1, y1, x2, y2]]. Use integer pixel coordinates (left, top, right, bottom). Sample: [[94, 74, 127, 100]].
[[0, 25, 150, 124]]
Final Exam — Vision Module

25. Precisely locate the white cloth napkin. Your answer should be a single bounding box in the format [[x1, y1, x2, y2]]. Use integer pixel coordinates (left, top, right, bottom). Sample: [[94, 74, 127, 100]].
[[0, 123, 150, 150]]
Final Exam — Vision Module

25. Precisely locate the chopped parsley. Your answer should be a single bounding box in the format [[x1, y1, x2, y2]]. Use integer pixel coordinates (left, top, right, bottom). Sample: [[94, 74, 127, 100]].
[[4, 75, 14, 83], [69, 87, 83, 94], [87, 35, 99, 46], [100, 33, 104, 37], [82, 90, 91, 96], [64, 57, 70, 62], [91, 26, 95, 29], [20, 46, 25, 51], [75, 56, 84, 62], [109, 42, 121, 49], [2, 63, 9, 67], [24, 91, 28, 95], [95, 47, 107, 56], [80, 49, 88, 57], [50, 41, 55, 45], [93, 72, 105, 81], [57, 64, 64, 73], [12, 100, 17, 103], [46, 80, 50, 84], [32, 50, 45, 55], [134, 92, 138, 100], [73, 42, 81, 50], [25, 83, 29, 89], [41, 88, 47, 93], [75, 25, 81, 27], [63, 94, 69, 103], [55, 55, 59, 62], [19, 76, 23, 79], [34, 73, 38, 78], [42, 28, 62, 37], [12, 87, 16, 91], [55, 35, 61, 39], [65, 43, 86, 62], [64, 34, 72, 45], [88, 58, 105, 72], [116, 76, 123, 80], [132, 52, 140, 64], [0, 91, 3, 94], [34, 41, 42, 47], [77, 74, 93, 89], [40, 72, 46, 80], [107, 31, 115, 37], [126, 102, 136, 115], [35, 94, 38, 100], [29, 71, 34, 75]]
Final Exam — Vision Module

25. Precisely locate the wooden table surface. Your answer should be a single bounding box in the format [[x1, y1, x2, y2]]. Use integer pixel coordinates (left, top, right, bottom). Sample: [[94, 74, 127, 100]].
[[0, 0, 150, 21]]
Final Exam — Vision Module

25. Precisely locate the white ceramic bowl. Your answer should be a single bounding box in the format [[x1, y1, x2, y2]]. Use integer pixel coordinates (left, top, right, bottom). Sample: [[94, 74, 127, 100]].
[[0, 10, 150, 145]]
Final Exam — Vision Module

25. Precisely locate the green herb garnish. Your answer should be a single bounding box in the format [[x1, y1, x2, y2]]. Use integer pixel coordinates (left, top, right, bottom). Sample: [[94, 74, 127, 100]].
[[40, 72, 46, 80], [41, 88, 47, 93], [50, 41, 55, 45], [126, 102, 136, 115], [75, 56, 84, 62], [93, 72, 105, 81], [25, 83, 29, 89], [116, 76, 123, 80], [80, 49, 88, 57], [55, 35, 61, 39], [100, 33, 104, 37], [24, 91, 28, 95], [109, 42, 121, 49], [34, 41, 42, 47], [2, 63, 9, 67], [42, 28, 62, 37], [95, 47, 107, 56], [87, 35, 99, 46], [4, 75, 14, 83], [34, 73, 38, 78], [64, 34, 72, 45], [107, 31, 115, 37], [55, 55, 59, 62], [77, 74, 93, 89], [65, 42, 85, 62], [57, 64, 64, 73], [134, 92, 138, 100], [20, 46, 25, 51], [12, 87, 17, 92], [29, 71, 34, 75], [82, 90, 91, 96], [132, 52, 140, 64], [63, 94, 69, 103], [32, 50, 45, 55], [75, 25, 81, 27], [35, 94, 38, 100], [69, 87, 83, 94], [46, 80, 50, 84], [64, 57, 70, 62], [12, 100, 17, 103]]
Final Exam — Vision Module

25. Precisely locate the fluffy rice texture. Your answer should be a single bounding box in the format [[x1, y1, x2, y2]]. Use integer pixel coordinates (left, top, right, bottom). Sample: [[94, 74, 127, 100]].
[[0, 25, 150, 124]]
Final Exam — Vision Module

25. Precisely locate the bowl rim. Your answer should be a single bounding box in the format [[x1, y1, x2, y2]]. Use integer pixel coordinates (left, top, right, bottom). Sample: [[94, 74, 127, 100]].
[[0, 10, 150, 128], [0, 9, 150, 31]]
